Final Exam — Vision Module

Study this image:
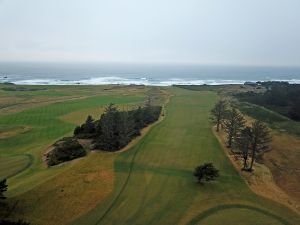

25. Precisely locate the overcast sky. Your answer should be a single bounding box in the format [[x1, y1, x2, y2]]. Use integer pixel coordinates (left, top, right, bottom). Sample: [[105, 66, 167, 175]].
[[0, 0, 300, 66]]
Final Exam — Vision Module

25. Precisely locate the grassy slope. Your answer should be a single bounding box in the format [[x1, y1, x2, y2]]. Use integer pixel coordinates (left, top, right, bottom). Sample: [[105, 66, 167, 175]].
[[73, 88, 299, 225], [235, 100, 300, 208], [237, 101, 300, 136], [0, 155, 32, 179], [0, 94, 142, 195]]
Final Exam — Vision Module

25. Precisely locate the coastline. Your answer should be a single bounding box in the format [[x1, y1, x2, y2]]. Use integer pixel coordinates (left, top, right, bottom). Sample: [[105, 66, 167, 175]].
[[1, 77, 300, 86]]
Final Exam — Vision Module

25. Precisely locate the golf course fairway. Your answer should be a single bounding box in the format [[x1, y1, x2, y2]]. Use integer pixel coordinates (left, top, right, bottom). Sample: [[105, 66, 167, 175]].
[[72, 88, 300, 225]]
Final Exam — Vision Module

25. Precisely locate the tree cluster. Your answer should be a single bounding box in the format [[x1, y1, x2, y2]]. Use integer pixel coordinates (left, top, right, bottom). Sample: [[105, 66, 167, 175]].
[[235, 82, 300, 121], [211, 100, 271, 171], [74, 104, 162, 151]]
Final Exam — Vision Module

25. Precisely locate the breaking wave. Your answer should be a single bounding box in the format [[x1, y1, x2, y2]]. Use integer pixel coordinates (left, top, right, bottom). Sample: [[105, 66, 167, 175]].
[[8, 77, 300, 86]]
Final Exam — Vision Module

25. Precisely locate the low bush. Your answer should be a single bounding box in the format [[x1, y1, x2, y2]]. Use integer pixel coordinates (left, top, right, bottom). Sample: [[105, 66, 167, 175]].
[[46, 137, 86, 166]]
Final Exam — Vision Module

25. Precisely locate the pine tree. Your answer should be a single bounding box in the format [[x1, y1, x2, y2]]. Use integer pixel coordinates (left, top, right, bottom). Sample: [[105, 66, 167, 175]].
[[223, 107, 245, 147], [235, 126, 252, 170], [95, 104, 119, 150], [83, 115, 95, 134], [210, 99, 228, 132], [249, 120, 271, 171]]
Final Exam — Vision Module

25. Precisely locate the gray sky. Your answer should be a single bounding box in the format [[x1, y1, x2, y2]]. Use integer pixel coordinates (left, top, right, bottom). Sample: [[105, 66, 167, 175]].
[[0, 0, 300, 66]]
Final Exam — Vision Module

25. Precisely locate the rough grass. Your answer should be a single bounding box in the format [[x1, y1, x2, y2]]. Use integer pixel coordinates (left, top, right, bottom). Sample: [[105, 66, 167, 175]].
[[61, 103, 139, 125], [264, 132, 300, 208], [0, 85, 149, 116], [72, 88, 300, 225], [11, 152, 115, 225]]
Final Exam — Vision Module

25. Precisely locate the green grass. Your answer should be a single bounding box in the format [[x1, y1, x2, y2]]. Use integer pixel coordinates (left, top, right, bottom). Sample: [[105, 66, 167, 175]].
[[237, 101, 300, 136], [189, 205, 287, 225], [0, 154, 32, 180], [72, 88, 299, 225], [0, 94, 143, 194]]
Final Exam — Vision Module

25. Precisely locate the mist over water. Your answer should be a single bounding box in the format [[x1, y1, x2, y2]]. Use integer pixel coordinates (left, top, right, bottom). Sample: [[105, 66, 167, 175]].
[[0, 62, 300, 85]]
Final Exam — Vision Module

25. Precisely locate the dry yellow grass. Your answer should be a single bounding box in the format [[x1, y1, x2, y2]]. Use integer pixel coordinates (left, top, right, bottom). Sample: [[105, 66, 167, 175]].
[[14, 152, 115, 225], [263, 132, 300, 209], [0, 126, 31, 139], [213, 126, 300, 214], [60, 103, 139, 125]]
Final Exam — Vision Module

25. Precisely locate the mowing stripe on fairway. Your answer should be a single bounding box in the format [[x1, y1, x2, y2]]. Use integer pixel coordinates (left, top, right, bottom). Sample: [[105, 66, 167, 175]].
[[186, 204, 291, 225], [0, 154, 33, 179]]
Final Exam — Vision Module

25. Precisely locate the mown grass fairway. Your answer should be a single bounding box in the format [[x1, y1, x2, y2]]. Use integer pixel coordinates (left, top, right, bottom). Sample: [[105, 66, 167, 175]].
[[0, 86, 299, 225], [72, 88, 299, 225]]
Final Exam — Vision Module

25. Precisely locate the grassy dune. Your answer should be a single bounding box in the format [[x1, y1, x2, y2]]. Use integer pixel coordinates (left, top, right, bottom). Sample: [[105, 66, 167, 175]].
[[72, 88, 299, 225]]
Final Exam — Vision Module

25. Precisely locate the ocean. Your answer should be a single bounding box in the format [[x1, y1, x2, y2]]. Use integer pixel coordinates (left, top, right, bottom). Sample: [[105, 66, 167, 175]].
[[0, 62, 300, 86]]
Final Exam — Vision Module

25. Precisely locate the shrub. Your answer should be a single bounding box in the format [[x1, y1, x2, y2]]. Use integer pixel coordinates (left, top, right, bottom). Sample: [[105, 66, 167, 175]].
[[194, 163, 219, 183], [46, 138, 86, 166]]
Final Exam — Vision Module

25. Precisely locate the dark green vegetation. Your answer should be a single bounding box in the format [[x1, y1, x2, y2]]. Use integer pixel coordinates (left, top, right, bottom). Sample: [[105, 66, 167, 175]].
[[223, 107, 245, 148], [0, 220, 30, 225], [0, 179, 30, 225], [46, 103, 161, 166], [0, 179, 7, 199], [233, 121, 272, 171], [247, 121, 272, 171], [237, 101, 300, 137], [74, 104, 162, 151], [235, 82, 300, 121], [210, 99, 227, 132], [0, 85, 299, 225], [193, 163, 219, 183], [46, 138, 86, 166], [2, 86, 47, 92], [173, 85, 225, 92]]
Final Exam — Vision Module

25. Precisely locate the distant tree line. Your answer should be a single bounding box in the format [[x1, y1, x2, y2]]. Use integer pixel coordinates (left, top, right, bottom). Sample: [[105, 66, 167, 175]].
[[211, 99, 271, 171], [74, 104, 162, 151], [235, 82, 300, 121], [0, 179, 30, 225]]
